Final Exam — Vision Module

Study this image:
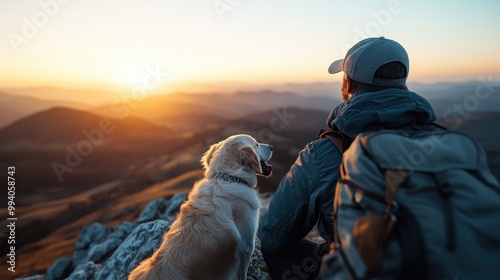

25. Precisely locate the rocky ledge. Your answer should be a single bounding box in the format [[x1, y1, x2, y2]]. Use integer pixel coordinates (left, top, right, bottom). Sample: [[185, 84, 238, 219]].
[[18, 193, 273, 280]]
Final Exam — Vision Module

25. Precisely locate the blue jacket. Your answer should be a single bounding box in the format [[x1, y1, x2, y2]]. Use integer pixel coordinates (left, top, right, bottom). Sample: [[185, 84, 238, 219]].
[[258, 89, 436, 253]]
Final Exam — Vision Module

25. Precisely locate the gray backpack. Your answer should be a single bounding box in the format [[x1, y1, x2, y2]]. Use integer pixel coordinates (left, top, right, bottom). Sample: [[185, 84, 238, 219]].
[[319, 129, 500, 280]]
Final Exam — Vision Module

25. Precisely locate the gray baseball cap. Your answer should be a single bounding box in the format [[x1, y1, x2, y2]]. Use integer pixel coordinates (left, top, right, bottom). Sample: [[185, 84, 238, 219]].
[[328, 37, 409, 86]]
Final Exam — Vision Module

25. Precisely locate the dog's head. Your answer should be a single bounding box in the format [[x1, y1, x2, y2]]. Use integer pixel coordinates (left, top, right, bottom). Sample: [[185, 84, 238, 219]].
[[201, 134, 273, 178]]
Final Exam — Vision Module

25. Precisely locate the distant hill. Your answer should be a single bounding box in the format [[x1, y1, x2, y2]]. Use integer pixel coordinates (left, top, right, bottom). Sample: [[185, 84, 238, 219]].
[[0, 107, 173, 147], [236, 106, 330, 131], [230, 81, 500, 118], [0, 92, 87, 128], [0, 86, 120, 106], [0, 107, 185, 205], [438, 111, 500, 150], [92, 91, 340, 132], [93, 84, 500, 132], [437, 112, 500, 181], [416, 83, 500, 118]]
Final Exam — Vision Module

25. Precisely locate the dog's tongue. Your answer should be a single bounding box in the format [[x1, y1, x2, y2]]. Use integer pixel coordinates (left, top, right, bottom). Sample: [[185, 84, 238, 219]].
[[263, 161, 273, 173]]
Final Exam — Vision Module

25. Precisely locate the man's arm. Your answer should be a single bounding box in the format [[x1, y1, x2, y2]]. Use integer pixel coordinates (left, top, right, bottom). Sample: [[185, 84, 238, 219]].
[[258, 138, 341, 253]]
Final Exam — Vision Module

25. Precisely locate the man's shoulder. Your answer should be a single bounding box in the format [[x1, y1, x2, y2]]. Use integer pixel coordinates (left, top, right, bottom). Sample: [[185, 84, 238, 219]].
[[302, 137, 341, 162], [296, 135, 342, 187]]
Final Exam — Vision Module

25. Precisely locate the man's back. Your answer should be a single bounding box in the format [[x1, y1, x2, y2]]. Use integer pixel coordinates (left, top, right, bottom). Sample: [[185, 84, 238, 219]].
[[258, 88, 436, 279]]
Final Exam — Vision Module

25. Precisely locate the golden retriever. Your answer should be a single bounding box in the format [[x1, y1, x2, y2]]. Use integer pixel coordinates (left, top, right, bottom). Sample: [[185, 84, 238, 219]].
[[129, 134, 273, 280]]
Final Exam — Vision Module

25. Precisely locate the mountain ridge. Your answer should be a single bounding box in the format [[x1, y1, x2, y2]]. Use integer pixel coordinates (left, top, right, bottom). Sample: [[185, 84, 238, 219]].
[[0, 107, 173, 149], [2, 83, 499, 131], [0, 92, 88, 128]]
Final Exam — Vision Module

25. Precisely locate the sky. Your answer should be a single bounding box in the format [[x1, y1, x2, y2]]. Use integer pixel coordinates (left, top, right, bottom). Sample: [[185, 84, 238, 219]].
[[1, 0, 500, 95]]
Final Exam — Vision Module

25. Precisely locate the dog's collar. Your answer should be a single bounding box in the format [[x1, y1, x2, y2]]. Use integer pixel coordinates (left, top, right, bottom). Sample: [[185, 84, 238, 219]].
[[211, 173, 251, 188]]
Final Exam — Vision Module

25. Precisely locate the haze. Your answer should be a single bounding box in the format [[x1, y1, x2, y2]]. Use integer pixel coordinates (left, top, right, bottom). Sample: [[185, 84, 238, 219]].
[[1, 0, 499, 102]]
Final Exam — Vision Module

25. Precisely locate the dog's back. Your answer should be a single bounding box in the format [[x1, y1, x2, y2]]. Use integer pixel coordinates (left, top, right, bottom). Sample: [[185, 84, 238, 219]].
[[129, 179, 258, 280]]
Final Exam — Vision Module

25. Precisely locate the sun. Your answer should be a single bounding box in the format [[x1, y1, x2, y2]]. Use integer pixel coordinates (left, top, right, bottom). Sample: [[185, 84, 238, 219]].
[[108, 61, 153, 89]]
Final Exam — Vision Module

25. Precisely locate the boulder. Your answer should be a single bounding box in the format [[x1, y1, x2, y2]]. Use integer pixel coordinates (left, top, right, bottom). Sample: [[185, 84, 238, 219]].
[[136, 198, 167, 223], [45, 257, 72, 280], [86, 238, 123, 263], [66, 262, 101, 280], [86, 221, 137, 263], [75, 223, 111, 250], [159, 193, 188, 223], [95, 220, 170, 280]]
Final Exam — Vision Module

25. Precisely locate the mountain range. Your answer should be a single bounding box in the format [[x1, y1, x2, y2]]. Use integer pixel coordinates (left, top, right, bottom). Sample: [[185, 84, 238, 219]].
[[0, 84, 499, 279], [0, 92, 86, 128], [3, 80, 499, 129]]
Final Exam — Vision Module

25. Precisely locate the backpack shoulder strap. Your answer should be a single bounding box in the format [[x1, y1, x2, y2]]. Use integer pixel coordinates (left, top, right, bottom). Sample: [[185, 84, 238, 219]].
[[319, 129, 353, 153], [397, 122, 448, 132], [318, 122, 446, 153]]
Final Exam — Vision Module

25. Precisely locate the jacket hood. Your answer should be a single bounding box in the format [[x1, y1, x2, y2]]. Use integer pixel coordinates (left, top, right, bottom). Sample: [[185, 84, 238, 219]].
[[327, 89, 436, 139]]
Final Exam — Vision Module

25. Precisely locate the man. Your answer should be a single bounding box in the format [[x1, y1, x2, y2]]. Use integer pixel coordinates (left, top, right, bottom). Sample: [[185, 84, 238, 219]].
[[258, 37, 437, 279]]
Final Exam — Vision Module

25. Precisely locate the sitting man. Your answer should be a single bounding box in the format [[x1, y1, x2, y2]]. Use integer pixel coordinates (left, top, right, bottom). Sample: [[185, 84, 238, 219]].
[[258, 37, 437, 279]]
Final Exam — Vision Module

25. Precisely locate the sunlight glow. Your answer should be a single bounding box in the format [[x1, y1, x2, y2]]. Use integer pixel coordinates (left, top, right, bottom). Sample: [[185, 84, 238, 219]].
[[0, 0, 499, 93]]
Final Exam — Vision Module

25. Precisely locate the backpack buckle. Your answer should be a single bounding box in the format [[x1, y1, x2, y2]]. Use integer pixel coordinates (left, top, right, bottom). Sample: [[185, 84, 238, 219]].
[[385, 200, 399, 218], [383, 201, 399, 242]]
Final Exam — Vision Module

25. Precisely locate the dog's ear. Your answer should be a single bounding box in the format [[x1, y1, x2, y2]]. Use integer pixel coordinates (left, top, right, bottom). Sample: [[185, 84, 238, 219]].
[[240, 145, 262, 173], [201, 142, 221, 169]]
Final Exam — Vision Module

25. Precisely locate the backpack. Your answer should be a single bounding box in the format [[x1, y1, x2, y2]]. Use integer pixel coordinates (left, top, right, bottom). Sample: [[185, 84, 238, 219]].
[[318, 126, 500, 280]]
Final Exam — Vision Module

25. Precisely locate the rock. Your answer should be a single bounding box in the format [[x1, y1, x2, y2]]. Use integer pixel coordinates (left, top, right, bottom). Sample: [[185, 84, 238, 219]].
[[247, 237, 271, 280], [135, 194, 188, 224], [136, 198, 167, 223], [45, 257, 72, 280], [86, 221, 137, 263], [159, 193, 188, 223], [75, 223, 111, 250], [66, 261, 101, 280], [95, 220, 170, 280], [71, 250, 89, 266], [86, 238, 123, 263], [110, 221, 135, 240]]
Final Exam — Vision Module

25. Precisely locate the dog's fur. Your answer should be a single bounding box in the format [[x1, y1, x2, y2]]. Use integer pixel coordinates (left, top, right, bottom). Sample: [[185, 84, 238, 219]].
[[128, 134, 273, 280]]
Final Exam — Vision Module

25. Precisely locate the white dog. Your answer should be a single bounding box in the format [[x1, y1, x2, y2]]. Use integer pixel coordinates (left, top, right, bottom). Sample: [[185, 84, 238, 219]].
[[129, 134, 273, 280]]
